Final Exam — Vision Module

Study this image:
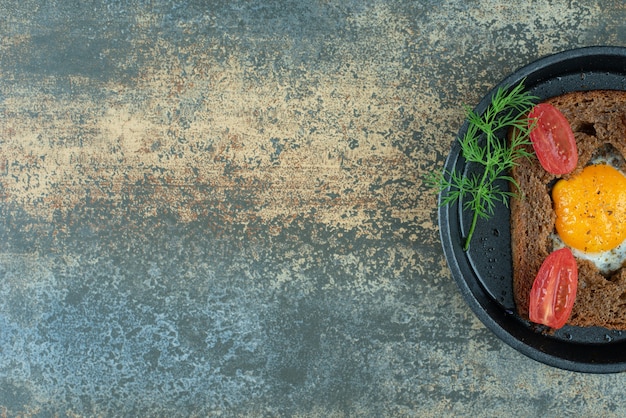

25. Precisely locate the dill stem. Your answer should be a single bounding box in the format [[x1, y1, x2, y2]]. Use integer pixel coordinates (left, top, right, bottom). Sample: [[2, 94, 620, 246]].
[[463, 163, 490, 251], [464, 208, 480, 251], [463, 126, 495, 251]]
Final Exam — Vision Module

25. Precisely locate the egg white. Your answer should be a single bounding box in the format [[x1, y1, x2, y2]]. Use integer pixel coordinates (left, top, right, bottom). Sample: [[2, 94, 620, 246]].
[[551, 152, 626, 275], [551, 233, 626, 274]]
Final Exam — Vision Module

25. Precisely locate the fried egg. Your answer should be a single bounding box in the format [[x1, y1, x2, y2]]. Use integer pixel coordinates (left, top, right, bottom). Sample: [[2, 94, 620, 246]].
[[551, 152, 626, 274]]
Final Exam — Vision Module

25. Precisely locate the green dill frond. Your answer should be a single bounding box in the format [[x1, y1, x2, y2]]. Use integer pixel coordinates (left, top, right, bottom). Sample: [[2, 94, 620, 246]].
[[426, 79, 538, 251]]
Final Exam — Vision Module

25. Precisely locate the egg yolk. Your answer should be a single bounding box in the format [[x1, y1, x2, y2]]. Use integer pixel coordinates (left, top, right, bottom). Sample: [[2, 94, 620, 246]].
[[552, 164, 626, 253]]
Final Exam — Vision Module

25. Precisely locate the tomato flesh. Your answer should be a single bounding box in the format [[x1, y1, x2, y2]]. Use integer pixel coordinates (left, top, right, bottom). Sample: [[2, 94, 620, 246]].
[[528, 103, 578, 175], [529, 247, 578, 329]]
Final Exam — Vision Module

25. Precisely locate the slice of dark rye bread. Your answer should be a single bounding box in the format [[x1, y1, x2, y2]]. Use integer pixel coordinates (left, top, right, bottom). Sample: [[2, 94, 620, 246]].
[[511, 90, 626, 329]]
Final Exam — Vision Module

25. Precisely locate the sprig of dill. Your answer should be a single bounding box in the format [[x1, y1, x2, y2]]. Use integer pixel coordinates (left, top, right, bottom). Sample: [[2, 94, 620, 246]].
[[428, 81, 538, 251]]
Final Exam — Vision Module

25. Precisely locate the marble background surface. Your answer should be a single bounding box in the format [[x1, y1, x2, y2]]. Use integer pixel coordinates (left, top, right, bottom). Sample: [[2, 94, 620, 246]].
[[1, 0, 626, 416]]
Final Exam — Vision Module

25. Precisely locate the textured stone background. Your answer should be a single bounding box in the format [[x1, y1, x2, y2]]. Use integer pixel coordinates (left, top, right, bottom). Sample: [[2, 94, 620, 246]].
[[1, 0, 626, 416]]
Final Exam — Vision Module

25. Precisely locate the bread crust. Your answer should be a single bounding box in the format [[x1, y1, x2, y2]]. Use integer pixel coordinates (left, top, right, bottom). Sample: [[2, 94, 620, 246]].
[[511, 90, 626, 329]]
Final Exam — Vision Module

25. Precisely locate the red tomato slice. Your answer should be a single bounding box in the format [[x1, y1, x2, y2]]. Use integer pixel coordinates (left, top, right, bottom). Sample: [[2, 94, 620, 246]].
[[529, 247, 578, 329], [528, 103, 578, 175]]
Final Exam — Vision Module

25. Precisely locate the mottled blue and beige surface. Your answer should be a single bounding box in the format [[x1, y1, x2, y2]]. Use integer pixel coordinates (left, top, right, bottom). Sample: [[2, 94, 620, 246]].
[[1, 1, 626, 416]]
